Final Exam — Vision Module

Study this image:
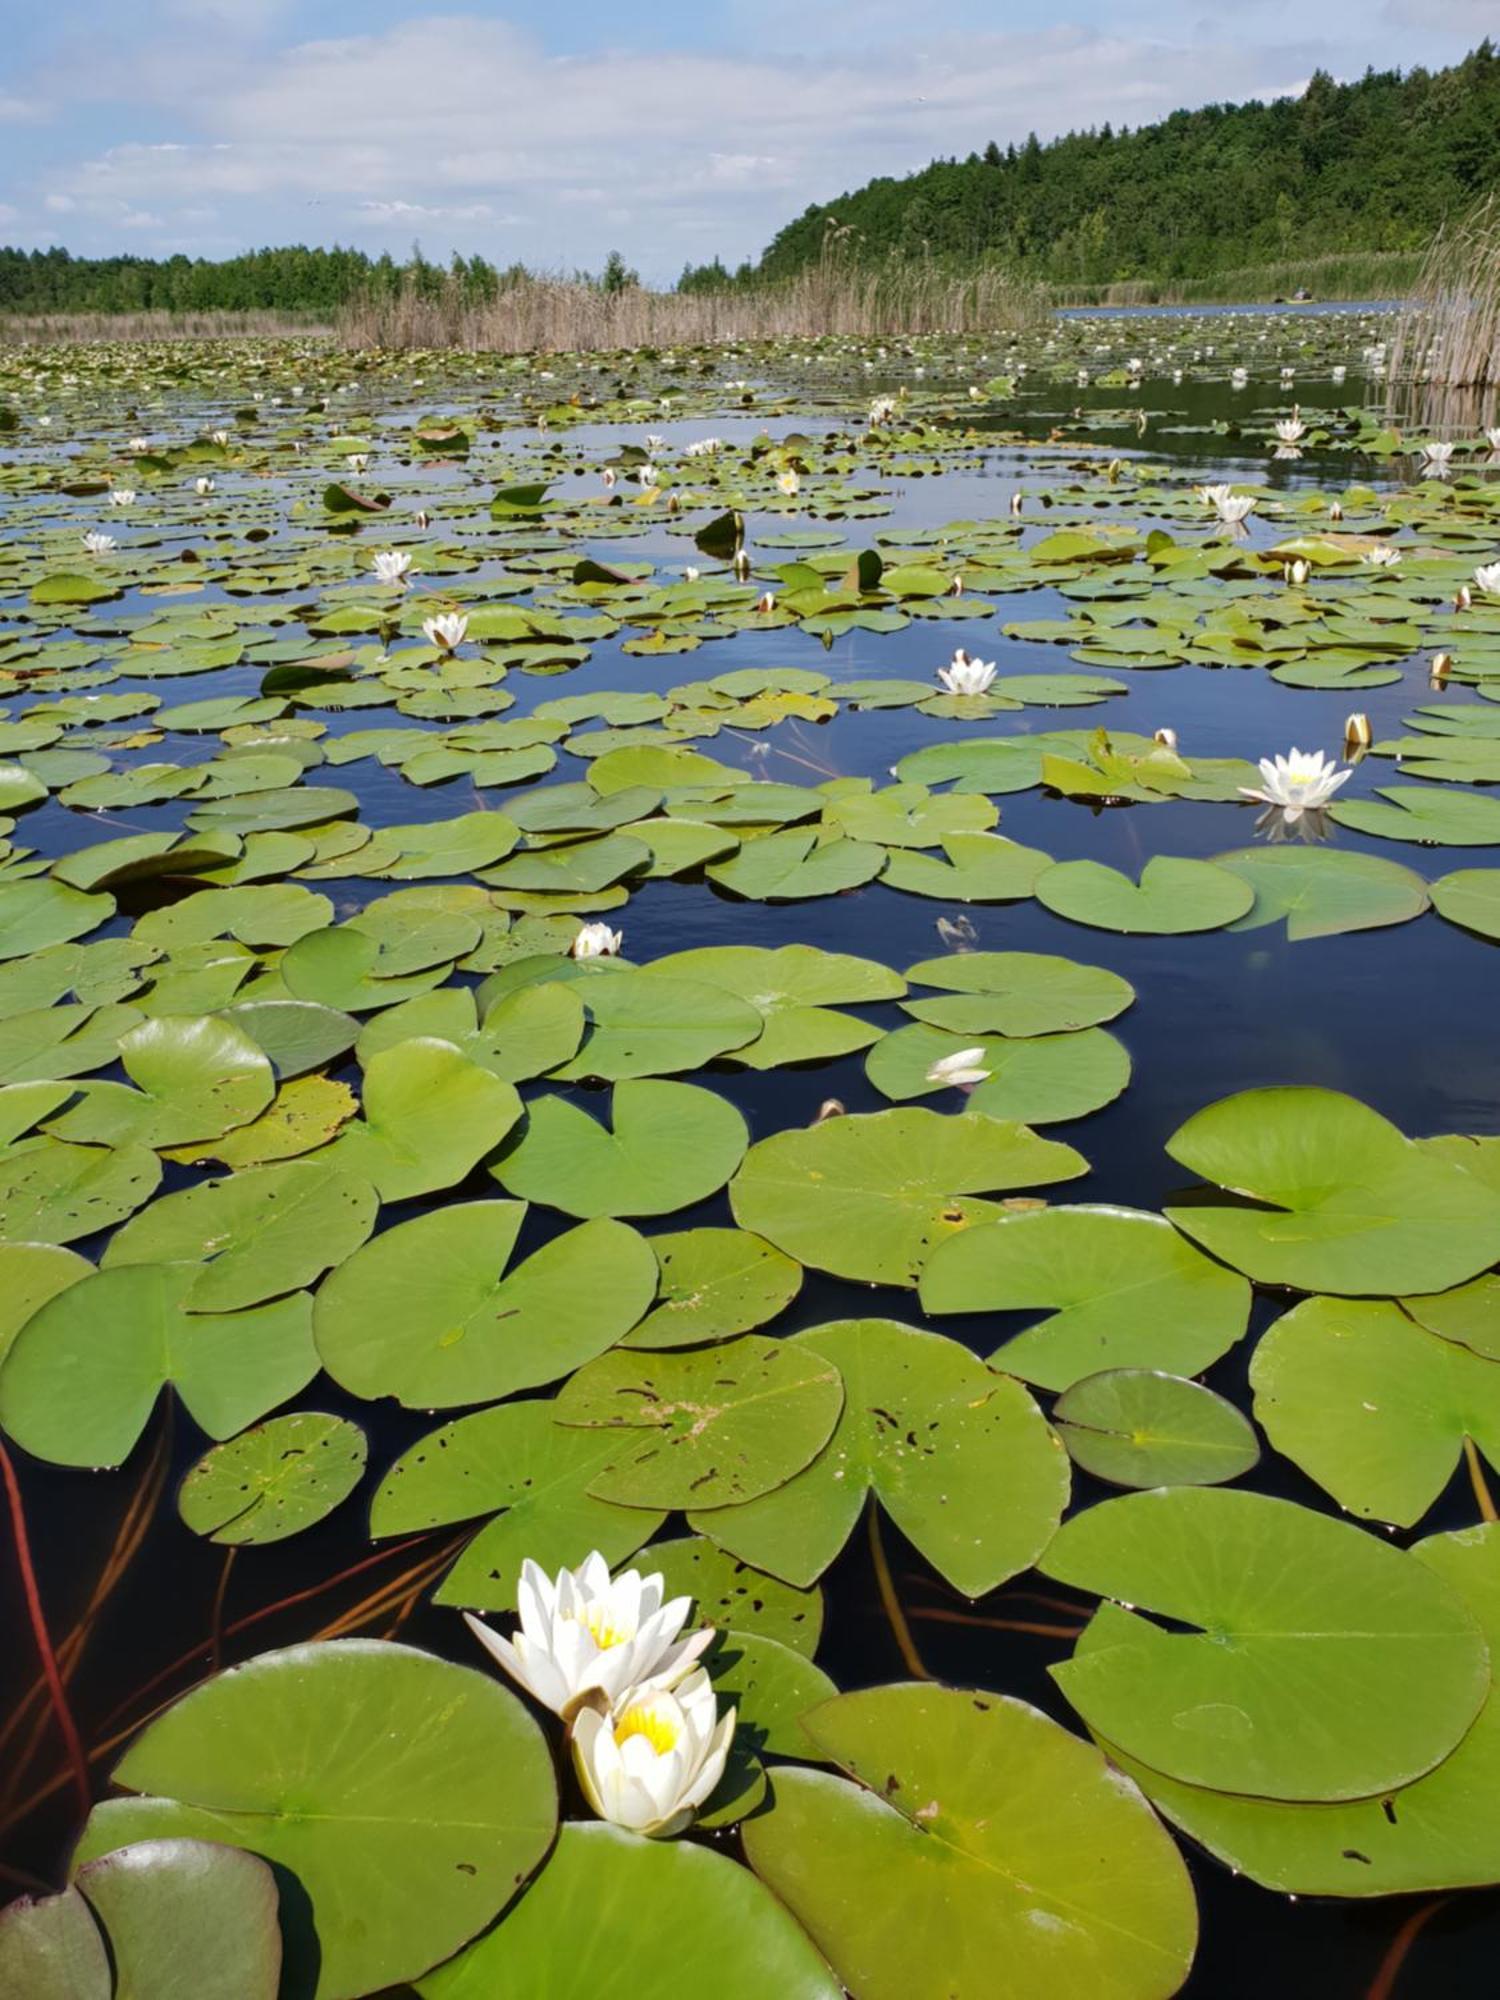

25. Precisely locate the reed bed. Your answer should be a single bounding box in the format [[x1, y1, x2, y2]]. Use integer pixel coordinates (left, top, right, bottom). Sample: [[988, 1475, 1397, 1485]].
[[0, 309, 331, 344], [335, 261, 1044, 353], [1389, 193, 1500, 390], [1052, 250, 1421, 310]]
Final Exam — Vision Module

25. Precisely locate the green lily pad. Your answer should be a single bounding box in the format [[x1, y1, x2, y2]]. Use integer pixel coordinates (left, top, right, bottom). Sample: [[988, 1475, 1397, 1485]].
[[642, 943, 905, 1069], [1214, 846, 1431, 940], [0, 1138, 161, 1246], [72, 1641, 556, 2000], [1164, 1087, 1500, 1296], [920, 1205, 1251, 1392], [223, 999, 358, 1078], [315, 1202, 656, 1406], [637, 1534, 823, 1655], [1053, 1370, 1261, 1488], [741, 1684, 1197, 2000], [1251, 1295, 1500, 1526], [902, 950, 1134, 1037], [420, 1823, 841, 2000], [691, 1318, 1067, 1595], [729, 1107, 1086, 1288], [1430, 868, 1500, 940], [552, 967, 763, 1080], [0, 1240, 90, 1367], [707, 828, 886, 901], [866, 1023, 1130, 1123], [79, 1839, 281, 2000], [324, 1039, 521, 1200], [491, 1080, 748, 1218], [881, 833, 1051, 903], [0, 878, 114, 960], [1040, 1488, 1489, 1801], [1332, 786, 1500, 846], [0, 1266, 318, 1467], [555, 1333, 844, 1510], [51, 1014, 275, 1150], [102, 1159, 378, 1311], [177, 1412, 368, 1545], [625, 1227, 802, 1348], [1036, 856, 1255, 934]]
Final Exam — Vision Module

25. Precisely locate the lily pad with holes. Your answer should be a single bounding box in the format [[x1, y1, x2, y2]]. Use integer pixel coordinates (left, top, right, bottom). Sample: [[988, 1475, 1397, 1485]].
[[625, 1227, 802, 1349], [637, 1535, 823, 1655], [690, 1318, 1067, 1595], [177, 1412, 368, 1545], [315, 1201, 656, 1407], [0, 1138, 161, 1247], [554, 1333, 844, 1511], [729, 1108, 1086, 1288]]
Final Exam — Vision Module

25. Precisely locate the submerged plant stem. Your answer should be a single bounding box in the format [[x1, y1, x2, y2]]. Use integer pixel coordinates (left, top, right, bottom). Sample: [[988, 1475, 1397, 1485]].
[[906, 1606, 1087, 1641], [0, 1440, 91, 1821], [1462, 1435, 1497, 1524], [866, 1496, 931, 1681], [209, 1547, 238, 1674], [1364, 1894, 1453, 2000]]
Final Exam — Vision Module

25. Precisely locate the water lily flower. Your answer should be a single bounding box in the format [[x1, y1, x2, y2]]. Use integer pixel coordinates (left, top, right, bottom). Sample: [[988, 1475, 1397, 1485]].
[[463, 1552, 711, 1720], [1196, 483, 1233, 508], [81, 531, 116, 555], [1329, 500, 1344, 521], [1240, 748, 1351, 820], [600, 467, 617, 488], [637, 464, 660, 488], [755, 590, 777, 613], [194, 475, 215, 496], [128, 436, 149, 452], [1331, 365, 1347, 384], [108, 489, 136, 507], [1274, 414, 1306, 445], [372, 550, 412, 587], [775, 469, 800, 497], [937, 650, 997, 696], [422, 612, 468, 651], [1418, 441, 1454, 476], [926, 1047, 991, 1088], [683, 565, 700, 583], [1456, 585, 1473, 611], [572, 922, 622, 958], [1214, 494, 1257, 526], [1153, 727, 1179, 750], [646, 433, 667, 454], [1345, 712, 1372, 749], [1364, 544, 1401, 567], [685, 436, 722, 456], [732, 550, 751, 580], [571, 1667, 735, 1838], [413, 509, 432, 529], [1474, 562, 1500, 598], [1486, 429, 1500, 452], [210, 428, 230, 446], [868, 395, 897, 425], [347, 453, 369, 474], [1284, 558, 1310, 587], [1230, 368, 1249, 389], [1432, 651, 1453, 682]]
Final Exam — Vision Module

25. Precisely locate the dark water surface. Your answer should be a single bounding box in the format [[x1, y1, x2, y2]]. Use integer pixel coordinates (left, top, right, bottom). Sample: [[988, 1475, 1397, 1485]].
[[4, 325, 1500, 1997]]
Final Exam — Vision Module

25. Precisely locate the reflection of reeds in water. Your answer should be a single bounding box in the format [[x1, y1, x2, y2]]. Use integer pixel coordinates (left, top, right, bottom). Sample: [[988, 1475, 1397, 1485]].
[[335, 258, 1044, 353], [1390, 193, 1500, 393]]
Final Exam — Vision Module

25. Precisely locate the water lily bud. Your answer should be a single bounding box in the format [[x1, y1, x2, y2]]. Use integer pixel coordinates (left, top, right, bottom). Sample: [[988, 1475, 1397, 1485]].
[[732, 549, 751, 580], [755, 590, 776, 614], [1344, 712, 1372, 749], [1431, 652, 1453, 683], [600, 467, 616, 488], [1153, 727, 1179, 751], [1455, 585, 1472, 611], [1329, 501, 1343, 522], [812, 1098, 845, 1124], [1009, 492, 1023, 516]]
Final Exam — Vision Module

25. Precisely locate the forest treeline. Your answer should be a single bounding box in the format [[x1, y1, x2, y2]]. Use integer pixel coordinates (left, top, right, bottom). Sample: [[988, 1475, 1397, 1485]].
[[2, 46, 1497, 314], [686, 44, 1500, 290]]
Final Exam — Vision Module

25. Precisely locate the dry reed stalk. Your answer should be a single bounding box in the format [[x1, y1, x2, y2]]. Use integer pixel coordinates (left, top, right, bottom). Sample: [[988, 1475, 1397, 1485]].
[[336, 256, 1043, 354], [1389, 193, 1500, 391], [0, 309, 331, 344]]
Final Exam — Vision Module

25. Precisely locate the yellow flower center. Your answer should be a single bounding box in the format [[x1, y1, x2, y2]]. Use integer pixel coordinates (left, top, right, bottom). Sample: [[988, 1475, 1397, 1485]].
[[613, 1699, 681, 1756], [573, 1603, 632, 1650]]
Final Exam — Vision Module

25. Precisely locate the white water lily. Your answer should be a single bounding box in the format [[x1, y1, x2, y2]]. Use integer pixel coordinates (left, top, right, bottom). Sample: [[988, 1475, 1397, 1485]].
[[81, 531, 116, 555], [600, 467, 617, 488], [108, 488, 136, 507], [1196, 483, 1233, 509], [128, 436, 149, 452], [937, 649, 996, 696], [463, 1552, 710, 1720], [572, 921, 622, 959], [1474, 562, 1500, 598], [926, 1047, 991, 1088], [637, 464, 660, 488], [1153, 727, 1179, 751], [210, 428, 230, 446], [421, 612, 468, 651], [1364, 543, 1402, 567], [346, 452, 369, 474], [1418, 440, 1454, 476], [1273, 415, 1306, 445], [571, 1668, 735, 1838], [868, 395, 897, 425], [1214, 493, 1257, 526], [372, 550, 412, 587], [1345, 711, 1373, 748], [683, 565, 701, 583], [684, 436, 722, 457], [1284, 558, 1309, 587], [1230, 367, 1249, 389], [194, 475, 215, 496], [775, 469, 800, 496], [1331, 365, 1347, 384], [1240, 748, 1351, 820], [1486, 428, 1500, 451], [755, 590, 777, 614]]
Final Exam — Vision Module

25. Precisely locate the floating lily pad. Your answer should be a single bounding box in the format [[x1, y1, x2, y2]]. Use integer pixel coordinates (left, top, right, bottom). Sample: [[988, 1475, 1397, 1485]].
[[1036, 856, 1254, 934], [866, 1023, 1130, 1123], [729, 1107, 1086, 1288], [492, 1080, 748, 1218], [637, 1535, 823, 1655], [325, 1039, 521, 1200], [177, 1412, 368, 1545], [0, 1138, 161, 1246], [642, 944, 904, 1069], [625, 1227, 802, 1348], [902, 950, 1134, 1037], [1215, 846, 1431, 941], [1053, 1370, 1261, 1488]]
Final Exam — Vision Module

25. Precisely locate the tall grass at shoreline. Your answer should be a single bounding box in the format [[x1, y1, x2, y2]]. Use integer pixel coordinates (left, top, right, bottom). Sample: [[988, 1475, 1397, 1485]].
[[1051, 250, 1421, 309], [1389, 192, 1500, 390], [0, 309, 331, 344], [334, 260, 1045, 353]]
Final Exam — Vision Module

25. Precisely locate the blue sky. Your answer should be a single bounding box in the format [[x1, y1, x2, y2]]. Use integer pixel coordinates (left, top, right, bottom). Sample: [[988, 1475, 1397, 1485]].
[[1, 0, 1493, 281]]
